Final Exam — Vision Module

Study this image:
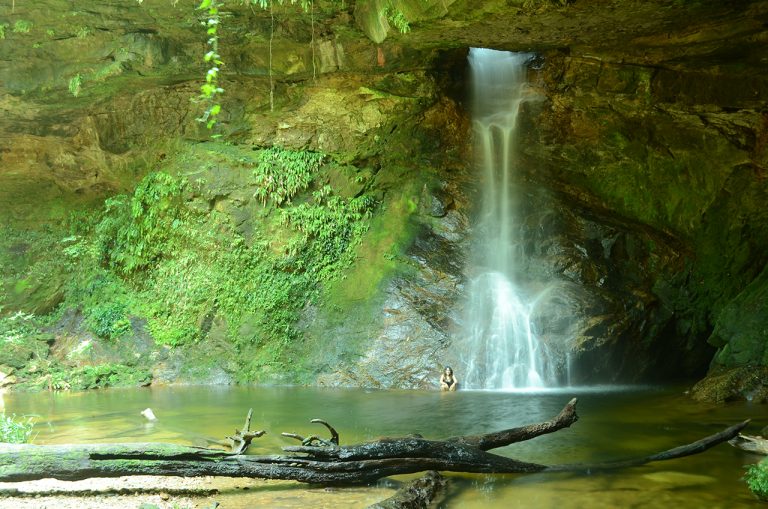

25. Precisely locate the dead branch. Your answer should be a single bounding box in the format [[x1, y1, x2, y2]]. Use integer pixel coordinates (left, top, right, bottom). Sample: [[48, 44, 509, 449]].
[[0, 399, 750, 486]]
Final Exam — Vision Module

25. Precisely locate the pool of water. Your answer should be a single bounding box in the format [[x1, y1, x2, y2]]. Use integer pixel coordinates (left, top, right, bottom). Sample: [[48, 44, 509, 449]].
[[2, 385, 767, 508]]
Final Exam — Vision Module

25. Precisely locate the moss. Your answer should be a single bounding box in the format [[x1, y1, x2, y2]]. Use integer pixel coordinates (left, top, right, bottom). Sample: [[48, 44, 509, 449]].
[[289, 172, 427, 383], [0, 226, 71, 315], [564, 106, 743, 236], [690, 366, 768, 403], [38, 363, 152, 391], [708, 264, 768, 367], [324, 179, 420, 307]]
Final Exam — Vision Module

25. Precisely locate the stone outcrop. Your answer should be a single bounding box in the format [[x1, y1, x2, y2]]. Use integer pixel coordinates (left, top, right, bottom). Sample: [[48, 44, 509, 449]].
[[1, 0, 767, 392]]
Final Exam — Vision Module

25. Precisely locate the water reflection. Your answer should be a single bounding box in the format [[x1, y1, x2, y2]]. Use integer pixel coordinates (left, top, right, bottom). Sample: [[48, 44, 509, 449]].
[[3, 385, 766, 508]]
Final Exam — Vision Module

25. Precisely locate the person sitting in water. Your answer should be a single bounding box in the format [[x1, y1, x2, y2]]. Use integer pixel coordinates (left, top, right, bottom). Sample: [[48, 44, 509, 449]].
[[440, 367, 458, 391]]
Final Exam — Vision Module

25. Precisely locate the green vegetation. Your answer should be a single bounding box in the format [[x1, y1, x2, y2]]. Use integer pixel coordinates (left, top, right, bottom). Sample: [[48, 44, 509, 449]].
[[96, 171, 189, 275], [87, 301, 132, 340], [12, 20, 33, 33], [281, 192, 374, 281], [746, 460, 768, 501], [196, 0, 225, 130], [252, 147, 325, 205], [0, 141, 383, 386], [45, 364, 152, 391], [75, 26, 92, 38], [68, 74, 82, 97], [0, 311, 41, 348], [0, 413, 35, 443], [384, 6, 411, 33], [0, 23, 9, 39]]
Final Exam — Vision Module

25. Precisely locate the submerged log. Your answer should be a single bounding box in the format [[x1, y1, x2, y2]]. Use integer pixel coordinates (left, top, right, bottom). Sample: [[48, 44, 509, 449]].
[[0, 398, 750, 485], [729, 434, 768, 455]]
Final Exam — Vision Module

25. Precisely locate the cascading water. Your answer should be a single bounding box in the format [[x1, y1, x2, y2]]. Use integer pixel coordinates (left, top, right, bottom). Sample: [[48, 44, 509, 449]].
[[457, 48, 558, 390]]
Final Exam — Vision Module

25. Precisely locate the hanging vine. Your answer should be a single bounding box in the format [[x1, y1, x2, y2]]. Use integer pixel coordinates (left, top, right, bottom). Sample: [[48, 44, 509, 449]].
[[310, 0, 317, 81], [196, 0, 225, 131], [195, 0, 411, 129], [269, 1, 275, 111]]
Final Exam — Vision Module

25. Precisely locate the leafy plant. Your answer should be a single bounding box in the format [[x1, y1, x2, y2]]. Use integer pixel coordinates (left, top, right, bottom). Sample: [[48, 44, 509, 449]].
[[0, 23, 8, 39], [88, 302, 132, 339], [196, 0, 224, 130], [280, 193, 375, 281], [0, 413, 35, 443], [68, 74, 82, 97], [61, 234, 96, 265], [74, 364, 152, 389], [95, 172, 188, 275], [75, 26, 91, 38], [384, 6, 410, 34], [0, 311, 39, 345], [46, 364, 152, 391], [252, 147, 325, 205], [12, 20, 32, 33], [746, 461, 768, 501]]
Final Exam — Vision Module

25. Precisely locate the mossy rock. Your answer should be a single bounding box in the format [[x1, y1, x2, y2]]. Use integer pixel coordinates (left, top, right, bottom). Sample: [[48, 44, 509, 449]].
[[0, 334, 52, 370], [61, 364, 152, 391], [690, 366, 768, 404], [708, 263, 768, 367], [0, 343, 33, 370]]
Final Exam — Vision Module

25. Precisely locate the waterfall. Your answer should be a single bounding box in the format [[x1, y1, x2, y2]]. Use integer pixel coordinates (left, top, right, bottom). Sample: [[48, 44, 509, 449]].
[[457, 48, 558, 390]]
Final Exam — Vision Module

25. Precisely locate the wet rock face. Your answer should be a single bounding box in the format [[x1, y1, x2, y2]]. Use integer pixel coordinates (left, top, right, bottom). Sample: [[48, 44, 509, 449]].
[[708, 265, 768, 369], [2, 0, 768, 390], [312, 177, 471, 390], [504, 49, 768, 383]]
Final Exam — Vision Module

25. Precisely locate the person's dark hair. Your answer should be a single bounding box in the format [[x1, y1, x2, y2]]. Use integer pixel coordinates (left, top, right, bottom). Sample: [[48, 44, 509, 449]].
[[444, 366, 453, 374]]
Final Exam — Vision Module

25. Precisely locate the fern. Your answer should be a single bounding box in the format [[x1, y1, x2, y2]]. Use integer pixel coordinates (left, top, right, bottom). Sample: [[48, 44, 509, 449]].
[[746, 461, 768, 501], [252, 147, 325, 205], [96, 172, 188, 275]]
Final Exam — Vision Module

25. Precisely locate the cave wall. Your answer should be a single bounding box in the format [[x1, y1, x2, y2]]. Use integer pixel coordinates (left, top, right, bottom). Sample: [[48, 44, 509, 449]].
[[1, 0, 767, 391]]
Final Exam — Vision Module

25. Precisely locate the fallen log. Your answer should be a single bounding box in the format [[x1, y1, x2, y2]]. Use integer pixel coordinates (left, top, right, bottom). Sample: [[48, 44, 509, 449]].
[[0, 398, 750, 485], [729, 433, 768, 455]]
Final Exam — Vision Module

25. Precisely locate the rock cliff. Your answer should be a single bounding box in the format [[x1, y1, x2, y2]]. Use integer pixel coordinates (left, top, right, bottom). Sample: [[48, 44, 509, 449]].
[[1, 0, 766, 397]]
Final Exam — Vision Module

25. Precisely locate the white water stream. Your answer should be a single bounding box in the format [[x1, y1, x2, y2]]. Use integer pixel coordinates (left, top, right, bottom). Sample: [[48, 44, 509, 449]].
[[458, 48, 558, 390]]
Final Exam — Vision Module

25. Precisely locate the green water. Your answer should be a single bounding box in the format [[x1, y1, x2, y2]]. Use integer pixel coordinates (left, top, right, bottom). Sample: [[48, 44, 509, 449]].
[[2, 385, 766, 508]]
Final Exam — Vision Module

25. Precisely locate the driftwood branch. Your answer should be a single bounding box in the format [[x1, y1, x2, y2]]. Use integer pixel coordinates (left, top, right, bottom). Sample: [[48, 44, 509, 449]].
[[281, 418, 340, 447], [545, 418, 751, 473], [205, 408, 266, 454], [0, 399, 750, 485], [226, 408, 266, 454]]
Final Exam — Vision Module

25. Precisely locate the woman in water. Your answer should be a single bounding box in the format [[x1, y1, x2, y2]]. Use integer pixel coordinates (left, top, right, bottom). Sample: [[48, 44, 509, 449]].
[[440, 367, 458, 391]]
